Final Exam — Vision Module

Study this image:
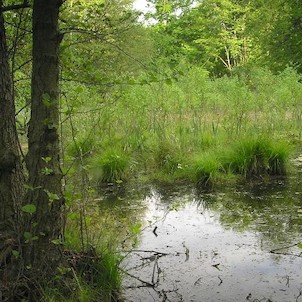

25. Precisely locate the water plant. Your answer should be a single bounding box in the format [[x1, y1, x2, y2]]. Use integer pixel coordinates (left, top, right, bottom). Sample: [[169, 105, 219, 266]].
[[89, 148, 130, 183], [223, 136, 290, 177], [191, 151, 222, 187], [152, 141, 182, 175]]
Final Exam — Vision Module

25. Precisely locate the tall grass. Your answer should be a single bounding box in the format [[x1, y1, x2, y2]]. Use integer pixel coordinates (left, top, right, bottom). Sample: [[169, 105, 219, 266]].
[[89, 148, 130, 183], [61, 66, 300, 185], [191, 151, 222, 187], [44, 248, 122, 302], [222, 136, 290, 177]]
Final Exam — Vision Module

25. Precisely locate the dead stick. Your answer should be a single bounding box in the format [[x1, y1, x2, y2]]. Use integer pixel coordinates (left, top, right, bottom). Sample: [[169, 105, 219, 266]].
[[151, 255, 158, 285], [119, 268, 154, 288], [130, 249, 170, 256], [270, 242, 301, 253]]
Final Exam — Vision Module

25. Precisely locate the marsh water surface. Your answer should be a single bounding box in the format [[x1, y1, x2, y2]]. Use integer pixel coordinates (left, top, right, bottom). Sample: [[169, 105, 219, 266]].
[[99, 166, 302, 302]]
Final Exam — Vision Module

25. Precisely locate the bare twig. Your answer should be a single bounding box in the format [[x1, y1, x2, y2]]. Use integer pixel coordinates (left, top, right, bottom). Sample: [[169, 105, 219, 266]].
[[270, 242, 302, 257], [270, 242, 302, 253], [120, 268, 154, 288], [296, 288, 302, 302], [152, 226, 158, 237]]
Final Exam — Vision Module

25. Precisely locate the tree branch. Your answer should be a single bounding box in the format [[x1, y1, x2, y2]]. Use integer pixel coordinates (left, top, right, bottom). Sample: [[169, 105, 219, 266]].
[[1, 1, 30, 12]]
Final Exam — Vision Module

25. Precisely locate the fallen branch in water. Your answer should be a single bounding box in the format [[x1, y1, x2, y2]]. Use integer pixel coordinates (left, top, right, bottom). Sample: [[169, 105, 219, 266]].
[[270, 242, 302, 257], [130, 249, 170, 256], [120, 268, 155, 288], [296, 288, 302, 302], [151, 255, 160, 285]]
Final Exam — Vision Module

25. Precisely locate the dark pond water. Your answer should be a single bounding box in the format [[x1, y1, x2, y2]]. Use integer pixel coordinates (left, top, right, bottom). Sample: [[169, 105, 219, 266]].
[[99, 161, 302, 302]]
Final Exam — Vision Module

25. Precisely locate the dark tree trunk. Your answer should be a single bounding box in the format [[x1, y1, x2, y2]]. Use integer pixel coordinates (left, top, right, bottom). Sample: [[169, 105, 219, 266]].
[[0, 0, 65, 299], [24, 0, 64, 285], [0, 0, 25, 299]]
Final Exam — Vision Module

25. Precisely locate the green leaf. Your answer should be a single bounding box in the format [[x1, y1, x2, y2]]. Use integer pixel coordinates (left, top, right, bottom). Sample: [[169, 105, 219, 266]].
[[45, 190, 60, 202], [24, 232, 39, 243], [21, 204, 36, 214], [297, 243, 302, 249], [24, 232, 32, 240], [75, 86, 84, 94], [51, 239, 63, 245], [129, 222, 142, 235], [42, 156, 52, 163], [12, 250, 19, 258], [41, 167, 54, 175]]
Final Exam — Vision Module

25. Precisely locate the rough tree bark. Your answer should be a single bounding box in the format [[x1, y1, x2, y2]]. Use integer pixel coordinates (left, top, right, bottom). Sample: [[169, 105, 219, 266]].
[[0, 0, 65, 300], [24, 0, 64, 291], [0, 0, 25, 299]]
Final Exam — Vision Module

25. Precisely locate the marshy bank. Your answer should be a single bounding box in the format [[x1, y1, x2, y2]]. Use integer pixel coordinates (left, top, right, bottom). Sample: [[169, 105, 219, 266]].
[[63, 67, 301, 189]]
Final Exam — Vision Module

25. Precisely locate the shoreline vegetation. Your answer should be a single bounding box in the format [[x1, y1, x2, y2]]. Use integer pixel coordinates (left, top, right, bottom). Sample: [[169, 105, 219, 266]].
[[64, 67, 298, 189]]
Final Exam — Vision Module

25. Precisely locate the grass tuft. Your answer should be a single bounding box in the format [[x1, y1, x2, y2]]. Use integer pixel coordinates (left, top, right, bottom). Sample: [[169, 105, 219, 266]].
[[223, 136, 290, 177], [267, 140, 291, 175], [90, 149, 130, 183], [191, 151, 222, 187], [152, 141, 182, 175]]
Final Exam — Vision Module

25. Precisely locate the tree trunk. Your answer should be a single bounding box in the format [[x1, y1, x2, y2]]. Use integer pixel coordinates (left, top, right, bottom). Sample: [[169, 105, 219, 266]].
[[24, 0, 64, 286], [0, 1, 25, 299]]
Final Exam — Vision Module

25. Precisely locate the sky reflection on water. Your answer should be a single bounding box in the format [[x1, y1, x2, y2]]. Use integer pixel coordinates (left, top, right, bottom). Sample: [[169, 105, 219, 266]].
[[120, 179, 302, 302]]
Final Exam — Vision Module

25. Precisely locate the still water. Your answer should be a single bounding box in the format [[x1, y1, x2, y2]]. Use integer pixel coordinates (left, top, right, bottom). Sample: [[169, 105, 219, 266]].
[[99, 168, 302, 301]]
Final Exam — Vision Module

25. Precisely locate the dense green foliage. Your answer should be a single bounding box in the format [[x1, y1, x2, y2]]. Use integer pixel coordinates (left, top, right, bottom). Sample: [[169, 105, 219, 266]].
[[64, 66, 300, 187], [147, 0, 302, 73]]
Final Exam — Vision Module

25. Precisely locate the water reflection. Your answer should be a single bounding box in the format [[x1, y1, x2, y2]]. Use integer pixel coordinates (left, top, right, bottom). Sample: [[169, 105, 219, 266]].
[[110, 176, 302, 302], [210, 178, 302, 249]]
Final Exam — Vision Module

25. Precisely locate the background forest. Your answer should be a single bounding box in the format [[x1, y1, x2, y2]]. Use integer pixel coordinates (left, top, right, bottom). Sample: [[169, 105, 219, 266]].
[[1, 0, 302, 301]]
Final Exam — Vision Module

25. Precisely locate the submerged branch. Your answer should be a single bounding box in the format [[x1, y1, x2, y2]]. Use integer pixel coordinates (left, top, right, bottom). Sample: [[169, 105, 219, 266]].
[[270, 242, 302, 257], [120, 268, 155, 288]]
